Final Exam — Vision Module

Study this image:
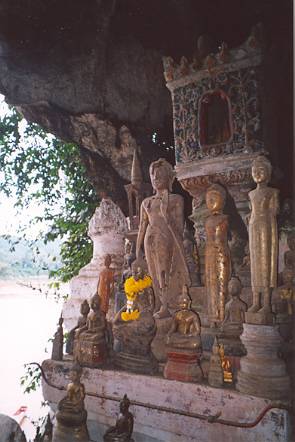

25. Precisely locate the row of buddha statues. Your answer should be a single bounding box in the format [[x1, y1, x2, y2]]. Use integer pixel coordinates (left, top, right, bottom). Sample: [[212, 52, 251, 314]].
[[51, 154, 293, 387]]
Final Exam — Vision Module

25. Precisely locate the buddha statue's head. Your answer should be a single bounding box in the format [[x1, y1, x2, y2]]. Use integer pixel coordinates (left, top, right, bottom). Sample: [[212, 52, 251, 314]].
[[282, 267, 294, 286], [104, 254, 112, 268], [80, 300, 90, 316], [149, 158, 175, 192], [228, 277, 242, 297], [69, 363, 82, 383], [178, 284, 192, 310], [120, 394, 131, 414], [131, 258, 148, 281], [206, 184, 226, 214], [90, 294, 101, 312], [252, 155, 272, 185]]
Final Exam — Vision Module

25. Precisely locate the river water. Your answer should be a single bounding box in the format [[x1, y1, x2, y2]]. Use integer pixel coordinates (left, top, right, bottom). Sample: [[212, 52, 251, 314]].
[[0, 279, 64, 440]]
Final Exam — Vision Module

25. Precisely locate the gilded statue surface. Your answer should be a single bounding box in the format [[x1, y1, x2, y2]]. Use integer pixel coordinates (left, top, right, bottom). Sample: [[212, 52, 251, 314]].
[[166, 285, 201, 351], [136, 158, 190, 318], [103, 394, 134, 442], [97, 254, 115, 316], [56, 363, 88, 429], [248, 156, 279, 314], [204, 184, 231, 325]]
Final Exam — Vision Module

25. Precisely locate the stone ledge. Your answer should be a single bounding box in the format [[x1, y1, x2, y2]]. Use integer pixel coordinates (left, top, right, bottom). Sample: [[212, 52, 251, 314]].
[[42, 359, 291, 442]]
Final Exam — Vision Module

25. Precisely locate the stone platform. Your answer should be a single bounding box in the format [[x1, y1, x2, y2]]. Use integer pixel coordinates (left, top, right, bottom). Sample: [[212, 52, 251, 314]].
[[42, 359, 291, 442]]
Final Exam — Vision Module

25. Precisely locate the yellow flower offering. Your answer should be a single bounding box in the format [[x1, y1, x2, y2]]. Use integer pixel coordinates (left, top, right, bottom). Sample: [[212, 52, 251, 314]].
[[121, 275, 152, 321]]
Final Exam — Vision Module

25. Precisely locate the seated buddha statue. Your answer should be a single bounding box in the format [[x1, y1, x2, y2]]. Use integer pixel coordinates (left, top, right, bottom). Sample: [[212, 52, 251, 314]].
[[221, 277, 247, 338], [66, 300, 90, 355], [56, 363, 88, 429], [112, 260, 158, 374], [103, 394, 134, 442], [166, 285, 202, 351], [74, 295, 108, 367]]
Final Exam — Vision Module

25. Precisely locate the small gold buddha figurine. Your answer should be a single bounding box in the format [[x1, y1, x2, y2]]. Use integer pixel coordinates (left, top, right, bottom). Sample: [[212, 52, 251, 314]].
[[103, 394, 134, 442], [66, 300, 90, 355], [219, 344, 233, 384], [56, 363, 89, 434], [97, 254, 115, 316], [248, 156, 279, 319], [221, 277, 247, 337], [166, 285, 201, 351], [51, 315, 64, 361], [205, 184, 231, 326], [74, 295, 108, 367]]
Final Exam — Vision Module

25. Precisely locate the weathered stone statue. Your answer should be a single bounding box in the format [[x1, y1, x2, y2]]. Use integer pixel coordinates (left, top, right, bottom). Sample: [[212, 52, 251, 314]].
[[103, 394, 134, 442], [54, 363, 89, 441], [221, 277, 247, 337], [136, 158, 190, 318], [164, 285, 203, 382], [97, 254, 115, 316], [247, 156, 279, 323], [74, 295, 107, 367], [208, 337, 224, 388], [272, 267, 294, 341], [205, 184, 231, 326], [284, 231, 295, 273], [51, 315, 64, 361], [113, 260, 158, 374], [66, 300, 90, 355]]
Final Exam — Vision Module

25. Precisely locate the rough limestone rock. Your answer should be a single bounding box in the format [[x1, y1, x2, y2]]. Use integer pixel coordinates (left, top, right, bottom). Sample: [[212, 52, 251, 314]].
[[0, 1, 291, 201], [0, 414, 27, 442]]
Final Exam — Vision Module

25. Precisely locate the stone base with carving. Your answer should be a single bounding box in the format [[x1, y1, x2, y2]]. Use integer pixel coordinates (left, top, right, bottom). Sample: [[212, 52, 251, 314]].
[[114, 351, 158, 375], [75, 340, 107, 368], [237, 324, 290, 400], [164, 348, 203, 383]]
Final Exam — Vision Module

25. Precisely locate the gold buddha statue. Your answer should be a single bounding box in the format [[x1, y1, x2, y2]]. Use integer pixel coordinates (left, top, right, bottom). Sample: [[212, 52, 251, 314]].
[[248, 156, 279, 318], [205, 184, 231, 326], [219, 344, 233, 384], [166, 285, 201, 351], [56, 363, 88, 431]]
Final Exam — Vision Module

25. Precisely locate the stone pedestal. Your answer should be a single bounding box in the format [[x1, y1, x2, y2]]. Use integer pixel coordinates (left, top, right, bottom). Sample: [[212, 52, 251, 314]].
[[62, 198, 128, 330], [114, 351, 158, 375], [53, 422, 90, 442], [237, 323, 291, 400], [75, 340, 107, 369], [164, 348, 203, 382]]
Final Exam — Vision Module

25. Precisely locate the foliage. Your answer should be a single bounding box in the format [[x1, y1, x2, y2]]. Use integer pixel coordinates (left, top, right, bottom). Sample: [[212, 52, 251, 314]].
[[0, 105, 100, 281], [20, 363, 42, 394]]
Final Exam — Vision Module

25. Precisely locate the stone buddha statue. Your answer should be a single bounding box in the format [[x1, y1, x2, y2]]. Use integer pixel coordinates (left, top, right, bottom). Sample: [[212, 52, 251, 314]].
[[74, 295, 107, 367], [97, 254, 115, 316], [66, 300, 90, 355], [113, 260, 158, 374], [204, 184, 231, 326], [103, 394, 134, 442], [136, 158, 190, 318], [247, 156, 279, 322], [166, 285, 201, 351], [51, 315, 64, 361], [55, 363, 89, 439], [221, 277, 247, 338]]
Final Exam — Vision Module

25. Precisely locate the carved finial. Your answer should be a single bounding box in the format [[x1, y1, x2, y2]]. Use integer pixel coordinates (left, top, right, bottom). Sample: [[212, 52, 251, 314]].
[[131, 148, 143, 189]]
